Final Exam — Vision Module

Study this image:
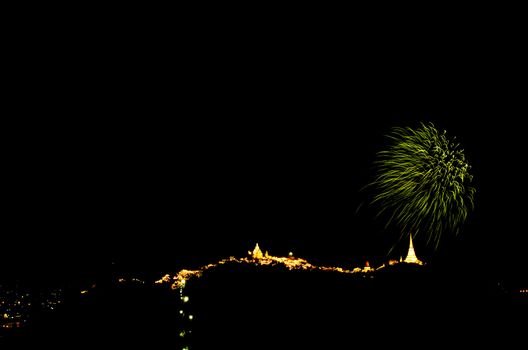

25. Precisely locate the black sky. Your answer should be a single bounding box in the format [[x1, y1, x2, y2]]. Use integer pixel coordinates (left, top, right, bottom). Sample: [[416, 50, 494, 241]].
[[2, 19, 526, 284]]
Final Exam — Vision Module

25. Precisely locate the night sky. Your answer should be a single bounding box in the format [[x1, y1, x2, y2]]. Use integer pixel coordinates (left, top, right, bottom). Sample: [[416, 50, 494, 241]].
[[3, 23, 526, 286]]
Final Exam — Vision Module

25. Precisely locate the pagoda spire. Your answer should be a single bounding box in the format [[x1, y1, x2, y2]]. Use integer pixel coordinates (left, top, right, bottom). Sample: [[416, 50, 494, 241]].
[[252, 243, 263, 259], [403, 234, 423, 265]]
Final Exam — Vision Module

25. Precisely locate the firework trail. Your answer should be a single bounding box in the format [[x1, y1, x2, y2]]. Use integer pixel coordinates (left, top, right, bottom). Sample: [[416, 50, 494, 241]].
[[368, 122, 475, 248]]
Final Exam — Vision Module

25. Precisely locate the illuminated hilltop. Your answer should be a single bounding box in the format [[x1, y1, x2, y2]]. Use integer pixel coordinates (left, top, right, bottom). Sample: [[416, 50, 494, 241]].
[[158, 242, 430, 349], [156, 241, 424, 290]]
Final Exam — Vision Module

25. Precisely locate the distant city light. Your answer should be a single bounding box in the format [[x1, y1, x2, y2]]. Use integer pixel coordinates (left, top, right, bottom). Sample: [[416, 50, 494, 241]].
[[183, 296, 189, 303], [188, 315, 193, 320], [0, 286, 64, 330]]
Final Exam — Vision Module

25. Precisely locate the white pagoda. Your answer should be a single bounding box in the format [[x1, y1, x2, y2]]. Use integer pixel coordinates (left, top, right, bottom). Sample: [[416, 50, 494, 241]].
[[403, 235, 424, 265]]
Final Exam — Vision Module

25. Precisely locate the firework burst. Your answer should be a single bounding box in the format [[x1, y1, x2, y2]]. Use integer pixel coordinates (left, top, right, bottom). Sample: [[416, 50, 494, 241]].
[[368, 122, 476, 248]]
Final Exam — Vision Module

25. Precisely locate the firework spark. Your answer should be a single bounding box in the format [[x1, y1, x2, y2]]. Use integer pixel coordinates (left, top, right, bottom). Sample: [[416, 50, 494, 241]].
[[368, 122, 475, 248]]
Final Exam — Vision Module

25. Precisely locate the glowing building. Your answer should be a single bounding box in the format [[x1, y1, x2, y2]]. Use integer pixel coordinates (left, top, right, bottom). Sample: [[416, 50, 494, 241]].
[[362, 261, 374, 272], [403, 235, 424, 265], [252, 243, 263, 260]]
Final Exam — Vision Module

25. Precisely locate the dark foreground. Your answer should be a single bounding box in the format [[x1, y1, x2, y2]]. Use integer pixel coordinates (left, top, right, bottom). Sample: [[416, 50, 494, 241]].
[[2, 264, 525, 348]]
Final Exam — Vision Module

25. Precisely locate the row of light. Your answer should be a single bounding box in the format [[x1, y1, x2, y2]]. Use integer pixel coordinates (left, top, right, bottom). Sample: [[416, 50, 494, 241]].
[[158, 247, 380, 291], [178, 277, 193, 350]]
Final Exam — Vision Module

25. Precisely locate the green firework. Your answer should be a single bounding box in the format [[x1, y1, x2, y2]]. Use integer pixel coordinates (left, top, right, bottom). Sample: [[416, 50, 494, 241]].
[[369, 122, 476, 248]]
